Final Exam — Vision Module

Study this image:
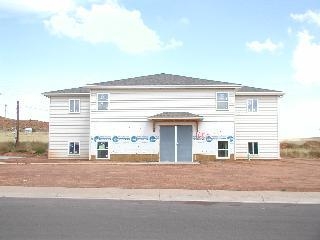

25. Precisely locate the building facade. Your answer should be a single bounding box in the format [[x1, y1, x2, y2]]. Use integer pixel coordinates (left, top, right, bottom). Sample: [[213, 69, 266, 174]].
[[43, 73, 284, 162]]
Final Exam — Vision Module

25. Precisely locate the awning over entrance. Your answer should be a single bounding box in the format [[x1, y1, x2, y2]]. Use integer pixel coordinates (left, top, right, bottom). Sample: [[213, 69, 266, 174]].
[[148, 112, 203, 132]]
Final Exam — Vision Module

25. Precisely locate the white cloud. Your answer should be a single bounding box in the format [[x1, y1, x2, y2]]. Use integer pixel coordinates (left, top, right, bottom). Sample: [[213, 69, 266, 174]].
[[0, 0, 182, 54], [44, 1, 182, 54], [291, 10, 320, 26], [43, 1, 182, 54], [292, 30, 320, 85], [246, 38, 283, 53], [0, 0, 75, 15], [163, 38, 183, 50]]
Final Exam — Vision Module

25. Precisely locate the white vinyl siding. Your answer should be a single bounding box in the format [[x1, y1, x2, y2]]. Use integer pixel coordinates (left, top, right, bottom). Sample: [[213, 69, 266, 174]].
[[69, 99, 80, 113], [216, 92, 229, 110], [48, 96, 90, 159], [97, 93, 109, 110], [90, 89, 236, 159], [48, 86, 281, 160], [90, 89, 236, 122], [235, 95, 280, 159]]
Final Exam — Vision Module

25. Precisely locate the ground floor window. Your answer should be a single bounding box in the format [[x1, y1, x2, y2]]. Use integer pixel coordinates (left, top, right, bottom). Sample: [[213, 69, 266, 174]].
[[218, 141, 229, 158], [69, 142, 79, 155], [248, 142, 259, 154], [97, 141, 109, 159]]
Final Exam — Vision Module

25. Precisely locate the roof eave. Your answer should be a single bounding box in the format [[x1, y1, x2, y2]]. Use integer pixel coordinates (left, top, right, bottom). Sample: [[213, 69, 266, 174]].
[[236, 91, 284, 96], [42, 92, 90, 97], [148, 117, 203, 121]]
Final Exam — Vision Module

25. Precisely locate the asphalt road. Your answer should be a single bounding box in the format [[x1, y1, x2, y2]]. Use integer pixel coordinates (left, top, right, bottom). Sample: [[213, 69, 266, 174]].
[[0, 198, 319, 240]]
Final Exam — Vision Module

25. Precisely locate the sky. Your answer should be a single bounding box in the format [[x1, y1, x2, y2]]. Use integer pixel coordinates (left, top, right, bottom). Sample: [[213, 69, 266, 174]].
[[0, 0, 319, 139]]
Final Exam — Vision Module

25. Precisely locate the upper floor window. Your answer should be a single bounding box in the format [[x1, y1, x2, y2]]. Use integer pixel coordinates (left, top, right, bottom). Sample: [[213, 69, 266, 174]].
[[69, 99, 80, 113], [97, 93, 109, 110], [247, 99, 258, 112], [216, 92, 228, 110]]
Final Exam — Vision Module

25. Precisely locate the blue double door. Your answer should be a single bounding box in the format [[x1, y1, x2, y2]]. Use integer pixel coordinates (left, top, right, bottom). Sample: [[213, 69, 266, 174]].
[[160, 125, 193, 162]]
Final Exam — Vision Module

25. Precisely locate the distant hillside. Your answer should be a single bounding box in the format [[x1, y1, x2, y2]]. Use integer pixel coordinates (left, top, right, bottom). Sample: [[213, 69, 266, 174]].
[[0, 116, 48, 132], [281, 137, 320, 144], [281, 138, 320, 159]]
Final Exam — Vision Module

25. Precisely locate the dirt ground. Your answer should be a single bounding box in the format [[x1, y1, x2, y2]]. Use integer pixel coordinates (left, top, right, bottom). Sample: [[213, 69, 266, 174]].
[[0, 157, 319, 191]]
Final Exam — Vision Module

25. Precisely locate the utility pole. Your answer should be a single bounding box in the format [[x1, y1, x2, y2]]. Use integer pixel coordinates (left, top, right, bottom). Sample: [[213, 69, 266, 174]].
[[4, 104, 7, 118], [15, 101, 19, 146]]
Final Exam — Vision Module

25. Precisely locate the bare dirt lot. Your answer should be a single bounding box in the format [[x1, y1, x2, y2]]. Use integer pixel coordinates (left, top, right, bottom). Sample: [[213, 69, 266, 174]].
[[0, 157, 319, 191]]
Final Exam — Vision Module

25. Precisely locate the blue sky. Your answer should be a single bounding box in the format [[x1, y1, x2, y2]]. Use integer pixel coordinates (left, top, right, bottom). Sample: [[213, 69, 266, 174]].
[[0, 0, 319, 138]]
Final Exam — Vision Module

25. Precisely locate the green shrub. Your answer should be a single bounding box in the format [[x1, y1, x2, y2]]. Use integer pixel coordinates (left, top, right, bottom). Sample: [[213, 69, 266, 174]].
[[31, 142, 48, 154], [0, 142, 15, 153], [15, 142, 29, 153], [309, 150, 320, 159]]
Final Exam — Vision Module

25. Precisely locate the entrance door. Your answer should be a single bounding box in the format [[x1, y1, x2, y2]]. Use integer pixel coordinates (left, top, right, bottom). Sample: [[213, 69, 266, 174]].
[[159, 126, 175, 162], [160, 125, 192, 162], [177, 126, 192, 162]]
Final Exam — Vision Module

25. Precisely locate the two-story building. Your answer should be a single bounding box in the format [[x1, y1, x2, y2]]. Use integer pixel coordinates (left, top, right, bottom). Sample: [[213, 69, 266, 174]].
[[43, 73, 284, 162]]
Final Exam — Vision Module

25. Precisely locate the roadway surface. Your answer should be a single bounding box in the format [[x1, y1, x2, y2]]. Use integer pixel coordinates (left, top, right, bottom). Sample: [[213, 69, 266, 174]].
[[0, 198, 319, 240]]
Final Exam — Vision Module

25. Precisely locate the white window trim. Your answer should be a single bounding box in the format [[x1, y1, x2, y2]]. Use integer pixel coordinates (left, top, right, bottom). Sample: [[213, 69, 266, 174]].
[[216, 92, 229, 111], [68, 141, 80, 155], [96, 141, 109, 159], [248, 142, 259, 155], [97, 93, 110, 111], [69, 99, 80, 114], [217, 140, 230, 159], [247, 99, 258, 113]]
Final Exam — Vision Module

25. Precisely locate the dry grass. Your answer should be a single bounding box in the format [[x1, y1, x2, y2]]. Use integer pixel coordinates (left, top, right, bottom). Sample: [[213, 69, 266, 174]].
[[0, 131, 48, 143], [0, 141, 48, 155], [281, 140, 320, 159], [0, 131, 48, 155]]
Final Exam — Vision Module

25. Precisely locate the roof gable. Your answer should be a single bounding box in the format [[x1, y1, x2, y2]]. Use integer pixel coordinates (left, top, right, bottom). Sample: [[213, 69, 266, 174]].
[[89, 73, 239, 87]]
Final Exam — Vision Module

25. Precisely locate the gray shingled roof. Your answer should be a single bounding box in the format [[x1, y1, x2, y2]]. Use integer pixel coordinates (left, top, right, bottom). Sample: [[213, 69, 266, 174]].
[[43, 87, 89, 96], [148, 112, 203, 120], [237, 86, 282, 93], [89, 73, 239, 87], [43, 73, 282, 95]]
